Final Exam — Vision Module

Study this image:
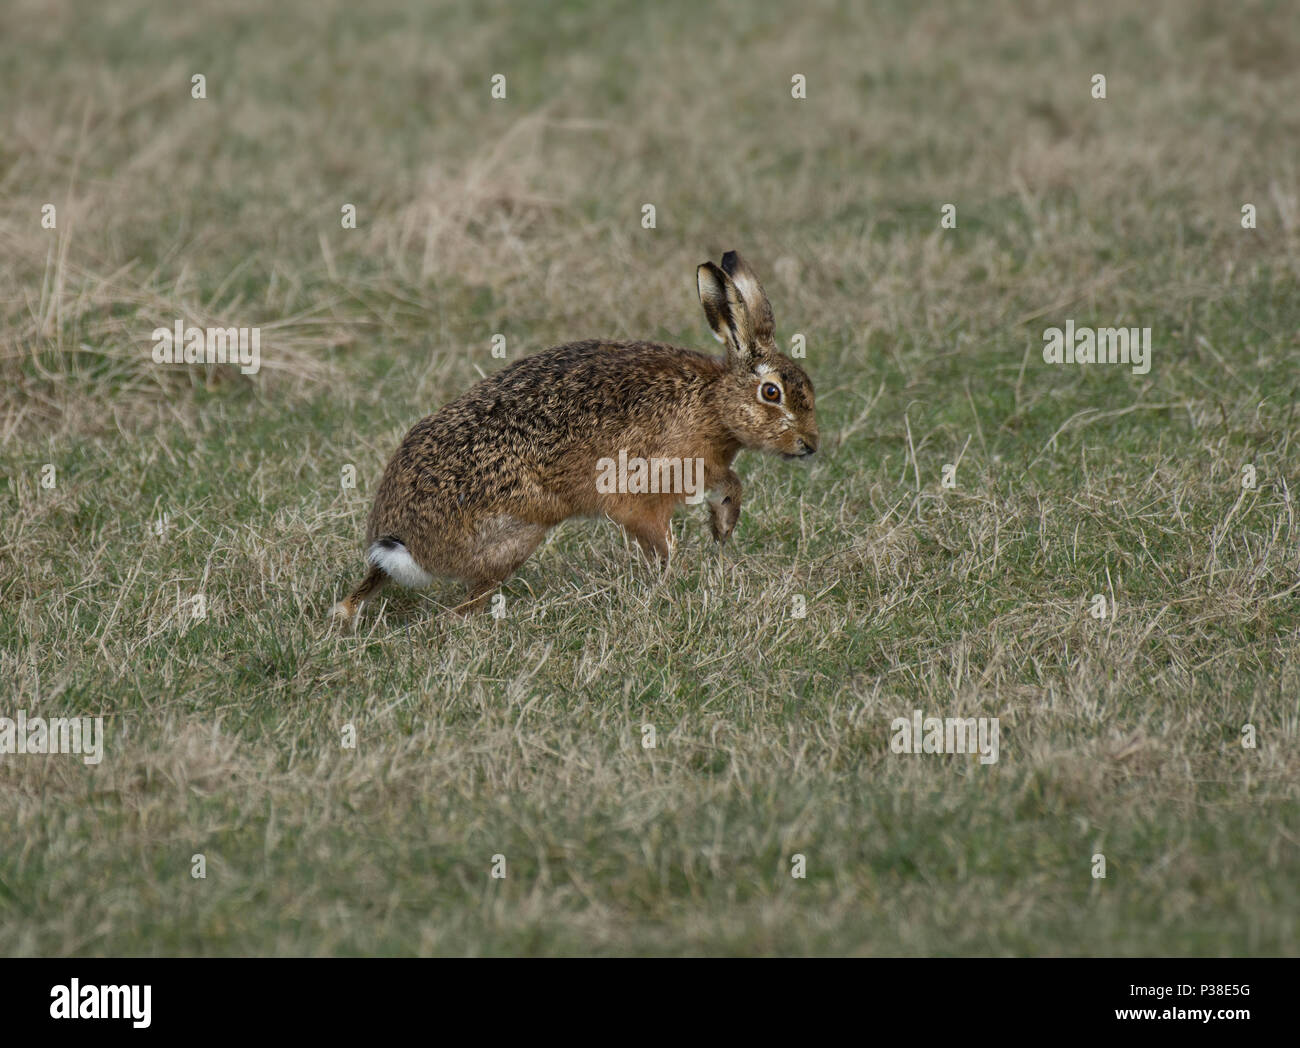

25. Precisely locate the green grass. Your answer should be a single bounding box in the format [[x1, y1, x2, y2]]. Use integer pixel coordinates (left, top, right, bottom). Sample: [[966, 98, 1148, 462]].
[[1, 0, 1299, 955]]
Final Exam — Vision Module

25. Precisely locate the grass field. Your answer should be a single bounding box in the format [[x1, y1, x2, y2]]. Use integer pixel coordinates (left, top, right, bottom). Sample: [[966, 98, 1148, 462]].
[[2, 0, 1299, 956]]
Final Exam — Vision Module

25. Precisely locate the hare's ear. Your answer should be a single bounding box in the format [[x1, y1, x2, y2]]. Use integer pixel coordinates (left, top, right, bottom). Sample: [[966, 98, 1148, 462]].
[[720, 250, 775, 344], [697, 261, 757, 369]]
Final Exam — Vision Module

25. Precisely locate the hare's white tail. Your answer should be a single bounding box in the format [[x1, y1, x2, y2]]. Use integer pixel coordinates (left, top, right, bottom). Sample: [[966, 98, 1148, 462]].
[[366, 537, 433, 589]]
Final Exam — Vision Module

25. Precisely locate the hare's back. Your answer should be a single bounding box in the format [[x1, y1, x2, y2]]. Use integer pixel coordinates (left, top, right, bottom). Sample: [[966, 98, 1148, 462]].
[[384, 340, 717, 511]]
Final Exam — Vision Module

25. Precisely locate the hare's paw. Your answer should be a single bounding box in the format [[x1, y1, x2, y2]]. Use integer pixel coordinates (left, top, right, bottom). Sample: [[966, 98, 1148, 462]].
[[706, 468, 743, 544], [709, 495, 741, 544], [328, 599, 358, 631]]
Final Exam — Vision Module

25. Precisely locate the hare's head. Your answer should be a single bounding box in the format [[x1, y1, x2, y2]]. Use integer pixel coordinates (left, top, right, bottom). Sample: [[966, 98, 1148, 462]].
[[697, 251, 819, 459]]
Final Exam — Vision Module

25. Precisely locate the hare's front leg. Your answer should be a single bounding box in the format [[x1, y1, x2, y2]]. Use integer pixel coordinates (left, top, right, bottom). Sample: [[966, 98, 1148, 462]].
[[609, 496, 675, 563], [707, 468, 742, 544]]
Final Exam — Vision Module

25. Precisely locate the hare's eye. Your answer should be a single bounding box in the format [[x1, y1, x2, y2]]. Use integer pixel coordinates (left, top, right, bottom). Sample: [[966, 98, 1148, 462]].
[[760, 382, 782, 403]]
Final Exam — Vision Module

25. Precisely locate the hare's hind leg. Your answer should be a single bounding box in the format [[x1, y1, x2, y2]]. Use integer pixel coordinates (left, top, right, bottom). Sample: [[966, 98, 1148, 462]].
[[454, 578, 505, 616], [330, 564, 388, 627], [451, 516, 548, 615]]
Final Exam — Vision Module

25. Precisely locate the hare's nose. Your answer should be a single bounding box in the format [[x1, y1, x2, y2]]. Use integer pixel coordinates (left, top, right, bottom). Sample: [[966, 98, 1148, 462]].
[[798, 436, 818, 456]]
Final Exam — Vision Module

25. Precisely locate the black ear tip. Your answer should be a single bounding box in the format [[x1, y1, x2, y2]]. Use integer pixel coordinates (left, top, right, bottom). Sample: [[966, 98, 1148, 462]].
[[720, 250, 739, 272]]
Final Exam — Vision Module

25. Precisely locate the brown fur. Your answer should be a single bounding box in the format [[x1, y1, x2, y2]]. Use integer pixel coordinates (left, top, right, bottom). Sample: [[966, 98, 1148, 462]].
[[331, 251, 819, 623]]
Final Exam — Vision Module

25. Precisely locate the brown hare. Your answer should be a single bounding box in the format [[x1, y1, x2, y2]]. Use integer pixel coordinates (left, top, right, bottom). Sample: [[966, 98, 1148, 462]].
[[331, 250, 818, 623]]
